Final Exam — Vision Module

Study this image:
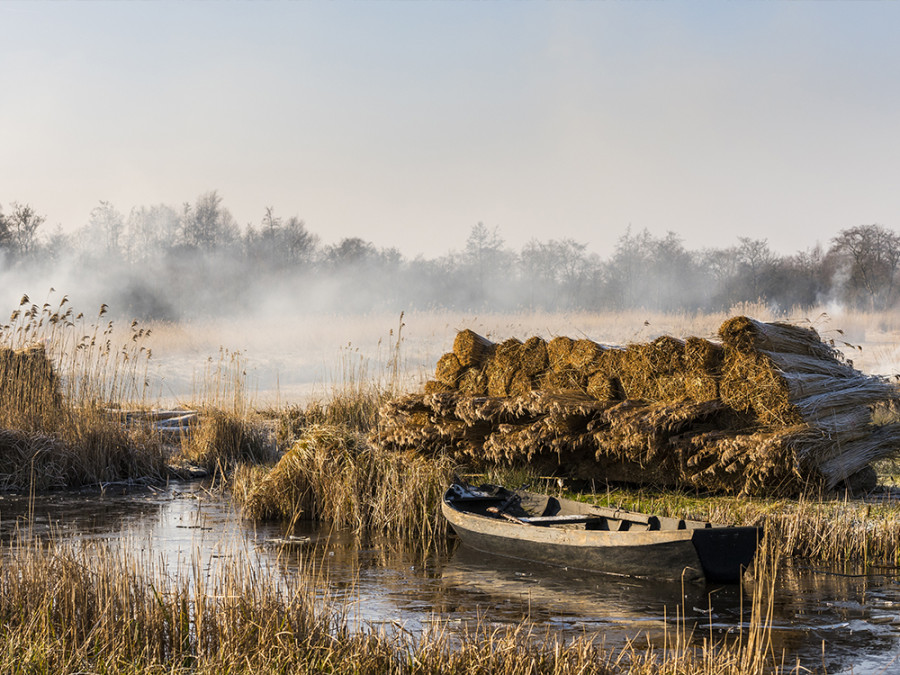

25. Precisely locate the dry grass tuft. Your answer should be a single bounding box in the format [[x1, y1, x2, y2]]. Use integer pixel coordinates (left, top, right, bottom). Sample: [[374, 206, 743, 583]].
[[178, 409, 274, 475], [237, 424, 455, 549]]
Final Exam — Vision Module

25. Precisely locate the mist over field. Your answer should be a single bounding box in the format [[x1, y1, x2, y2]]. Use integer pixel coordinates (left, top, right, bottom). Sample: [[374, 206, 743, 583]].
[[4, 192, 900, 403], [4, 191, 900, 321]]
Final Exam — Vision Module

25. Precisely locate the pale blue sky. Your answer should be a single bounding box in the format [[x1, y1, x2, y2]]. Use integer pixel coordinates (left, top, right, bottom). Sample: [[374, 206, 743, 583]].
[[2, 1, 899, 257]]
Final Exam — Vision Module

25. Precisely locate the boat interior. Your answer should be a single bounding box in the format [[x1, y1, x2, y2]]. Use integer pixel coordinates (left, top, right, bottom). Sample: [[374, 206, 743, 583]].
[[447, 484, 712, 532]]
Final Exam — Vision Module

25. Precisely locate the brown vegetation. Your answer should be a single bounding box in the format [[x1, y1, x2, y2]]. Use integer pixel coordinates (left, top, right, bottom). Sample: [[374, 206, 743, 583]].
[[178, 409, 274, 475], [236, 424, 454, 551], [0, 534, 781, 675], [0, 296, 171, 490]]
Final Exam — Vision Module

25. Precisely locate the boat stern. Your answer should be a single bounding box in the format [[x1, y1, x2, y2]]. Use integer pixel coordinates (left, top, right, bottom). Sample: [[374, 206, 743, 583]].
[[691, 526, 762, 583]]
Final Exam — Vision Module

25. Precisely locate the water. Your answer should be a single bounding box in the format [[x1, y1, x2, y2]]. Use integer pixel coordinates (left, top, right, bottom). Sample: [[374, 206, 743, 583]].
[[1, 483, 899, 674]]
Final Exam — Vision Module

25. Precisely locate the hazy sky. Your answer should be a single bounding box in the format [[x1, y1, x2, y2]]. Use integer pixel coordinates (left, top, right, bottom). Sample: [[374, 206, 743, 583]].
[[2, 1, 899, 258]]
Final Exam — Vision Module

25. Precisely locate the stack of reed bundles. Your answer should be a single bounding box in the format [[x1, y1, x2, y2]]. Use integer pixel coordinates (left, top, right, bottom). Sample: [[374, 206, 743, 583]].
[[378, 317, 900, 495], [0, 345, 64, 432]]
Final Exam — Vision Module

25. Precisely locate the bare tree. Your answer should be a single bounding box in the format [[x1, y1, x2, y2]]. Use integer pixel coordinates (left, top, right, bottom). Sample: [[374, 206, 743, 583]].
[[830, 224, 900, 310], [735, 237, 777, 301], [520, 238, 589, 308], [464, 222, 511, 301], [181, 191, 238, 250], [0, 205, 9, 251], [88, 201, 125, 255], [125, 203, 181, 262], [5, 202, 45, 256]]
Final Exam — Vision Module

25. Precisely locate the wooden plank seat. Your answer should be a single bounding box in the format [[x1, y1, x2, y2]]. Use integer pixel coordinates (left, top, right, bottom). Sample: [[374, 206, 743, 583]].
[[519, 514, 604, 525], [518, 513, 662, 531]]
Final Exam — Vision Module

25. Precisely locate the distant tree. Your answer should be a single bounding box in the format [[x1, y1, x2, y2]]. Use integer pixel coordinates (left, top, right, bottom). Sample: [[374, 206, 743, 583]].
[[42, 225, 72, 264], [181, 191, 238, 250], [245, 208, 319, 270], [125, 204, 181, 261], [261, 206, 280, 238], [735, 237, 777, 300], [766, 245, 829, 309], [601, 229, 708, 311], [463, 222, 512, 302], [648, 231, 700, 309], [87, 201, 125, 255], [702, 238, 779, 309], [282, 216, 318, 265], [324, 237, 378, 266], [5, 202, 45, 256], [520, 238, 589, 308], [0, 205, 9, 251], [829, 224, 900, 310]]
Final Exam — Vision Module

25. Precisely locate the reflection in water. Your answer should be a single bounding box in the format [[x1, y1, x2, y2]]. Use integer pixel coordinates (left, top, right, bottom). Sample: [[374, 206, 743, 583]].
[[1, 484, 899, 674]]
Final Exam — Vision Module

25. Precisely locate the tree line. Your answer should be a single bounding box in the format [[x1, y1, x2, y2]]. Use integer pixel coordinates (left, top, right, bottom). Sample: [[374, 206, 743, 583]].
[[1, 190, 898, 319]]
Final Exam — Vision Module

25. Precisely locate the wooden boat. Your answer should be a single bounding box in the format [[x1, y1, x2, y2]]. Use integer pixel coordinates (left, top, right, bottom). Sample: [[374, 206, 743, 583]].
[[442, 483, 762, 583]]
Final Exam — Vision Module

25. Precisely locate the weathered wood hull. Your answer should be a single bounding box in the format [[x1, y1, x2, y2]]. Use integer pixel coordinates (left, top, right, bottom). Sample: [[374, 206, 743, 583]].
[[442, 485, 760, 583]]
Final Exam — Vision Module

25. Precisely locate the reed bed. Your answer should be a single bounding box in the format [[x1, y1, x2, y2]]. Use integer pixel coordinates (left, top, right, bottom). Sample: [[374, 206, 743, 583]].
[[0, 294, 167, 490], [235, 424, 455, 552], [0, 536, 786, 675], [178, 408, 275, 476]]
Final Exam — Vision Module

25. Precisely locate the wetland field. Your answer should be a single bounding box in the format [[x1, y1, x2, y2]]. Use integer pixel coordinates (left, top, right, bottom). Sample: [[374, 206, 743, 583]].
[[3, 297, 900, 674]]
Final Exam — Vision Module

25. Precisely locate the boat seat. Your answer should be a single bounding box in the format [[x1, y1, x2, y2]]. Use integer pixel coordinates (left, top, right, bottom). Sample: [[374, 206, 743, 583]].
[[519, 514, 605, 526]]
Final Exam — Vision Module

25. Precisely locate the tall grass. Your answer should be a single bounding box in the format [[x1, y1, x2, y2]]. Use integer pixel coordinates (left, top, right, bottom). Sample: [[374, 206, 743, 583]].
[[0, 536, 788, 675], [0, 294, 166, 489], [235, 424, 455, 552], [177, 347, 277, 476]]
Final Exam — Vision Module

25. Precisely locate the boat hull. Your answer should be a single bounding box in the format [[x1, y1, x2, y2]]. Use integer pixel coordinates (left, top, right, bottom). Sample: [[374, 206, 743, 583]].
[[442, 487, 760, 583]]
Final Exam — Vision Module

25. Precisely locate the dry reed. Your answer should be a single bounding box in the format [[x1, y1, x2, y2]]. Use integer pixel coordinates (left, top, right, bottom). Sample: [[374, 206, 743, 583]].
[[236, 424, 456, 551], [381, 317, 900, 496], [0, 294, 167, 490], [577, 481, 900, 566], [178, 409, 274, 475], [0, 532, 787, 675]]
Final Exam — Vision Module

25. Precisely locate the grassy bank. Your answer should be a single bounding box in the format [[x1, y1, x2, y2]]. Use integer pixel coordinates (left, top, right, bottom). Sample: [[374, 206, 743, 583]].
[[566, 482, 900, 566], [0, 537, 782, 675], [0, 295, 279, 490], [0, 296, 168, 489]]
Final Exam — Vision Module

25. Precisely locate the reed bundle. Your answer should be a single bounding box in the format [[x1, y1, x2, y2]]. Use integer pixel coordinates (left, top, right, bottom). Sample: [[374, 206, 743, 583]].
[[0, 345, 64, 432], [378, 317, 900, 496]]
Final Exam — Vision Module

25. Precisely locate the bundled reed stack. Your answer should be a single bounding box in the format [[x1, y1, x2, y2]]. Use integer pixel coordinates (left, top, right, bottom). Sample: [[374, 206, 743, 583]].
[[0, 345, 64, 432], [715, 317, 900, 491], [378, 317, 900, 496]]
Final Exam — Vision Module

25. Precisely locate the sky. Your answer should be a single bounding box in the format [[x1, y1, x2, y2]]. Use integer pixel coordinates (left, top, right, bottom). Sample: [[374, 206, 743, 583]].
[[2, 0, 900, 259]]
